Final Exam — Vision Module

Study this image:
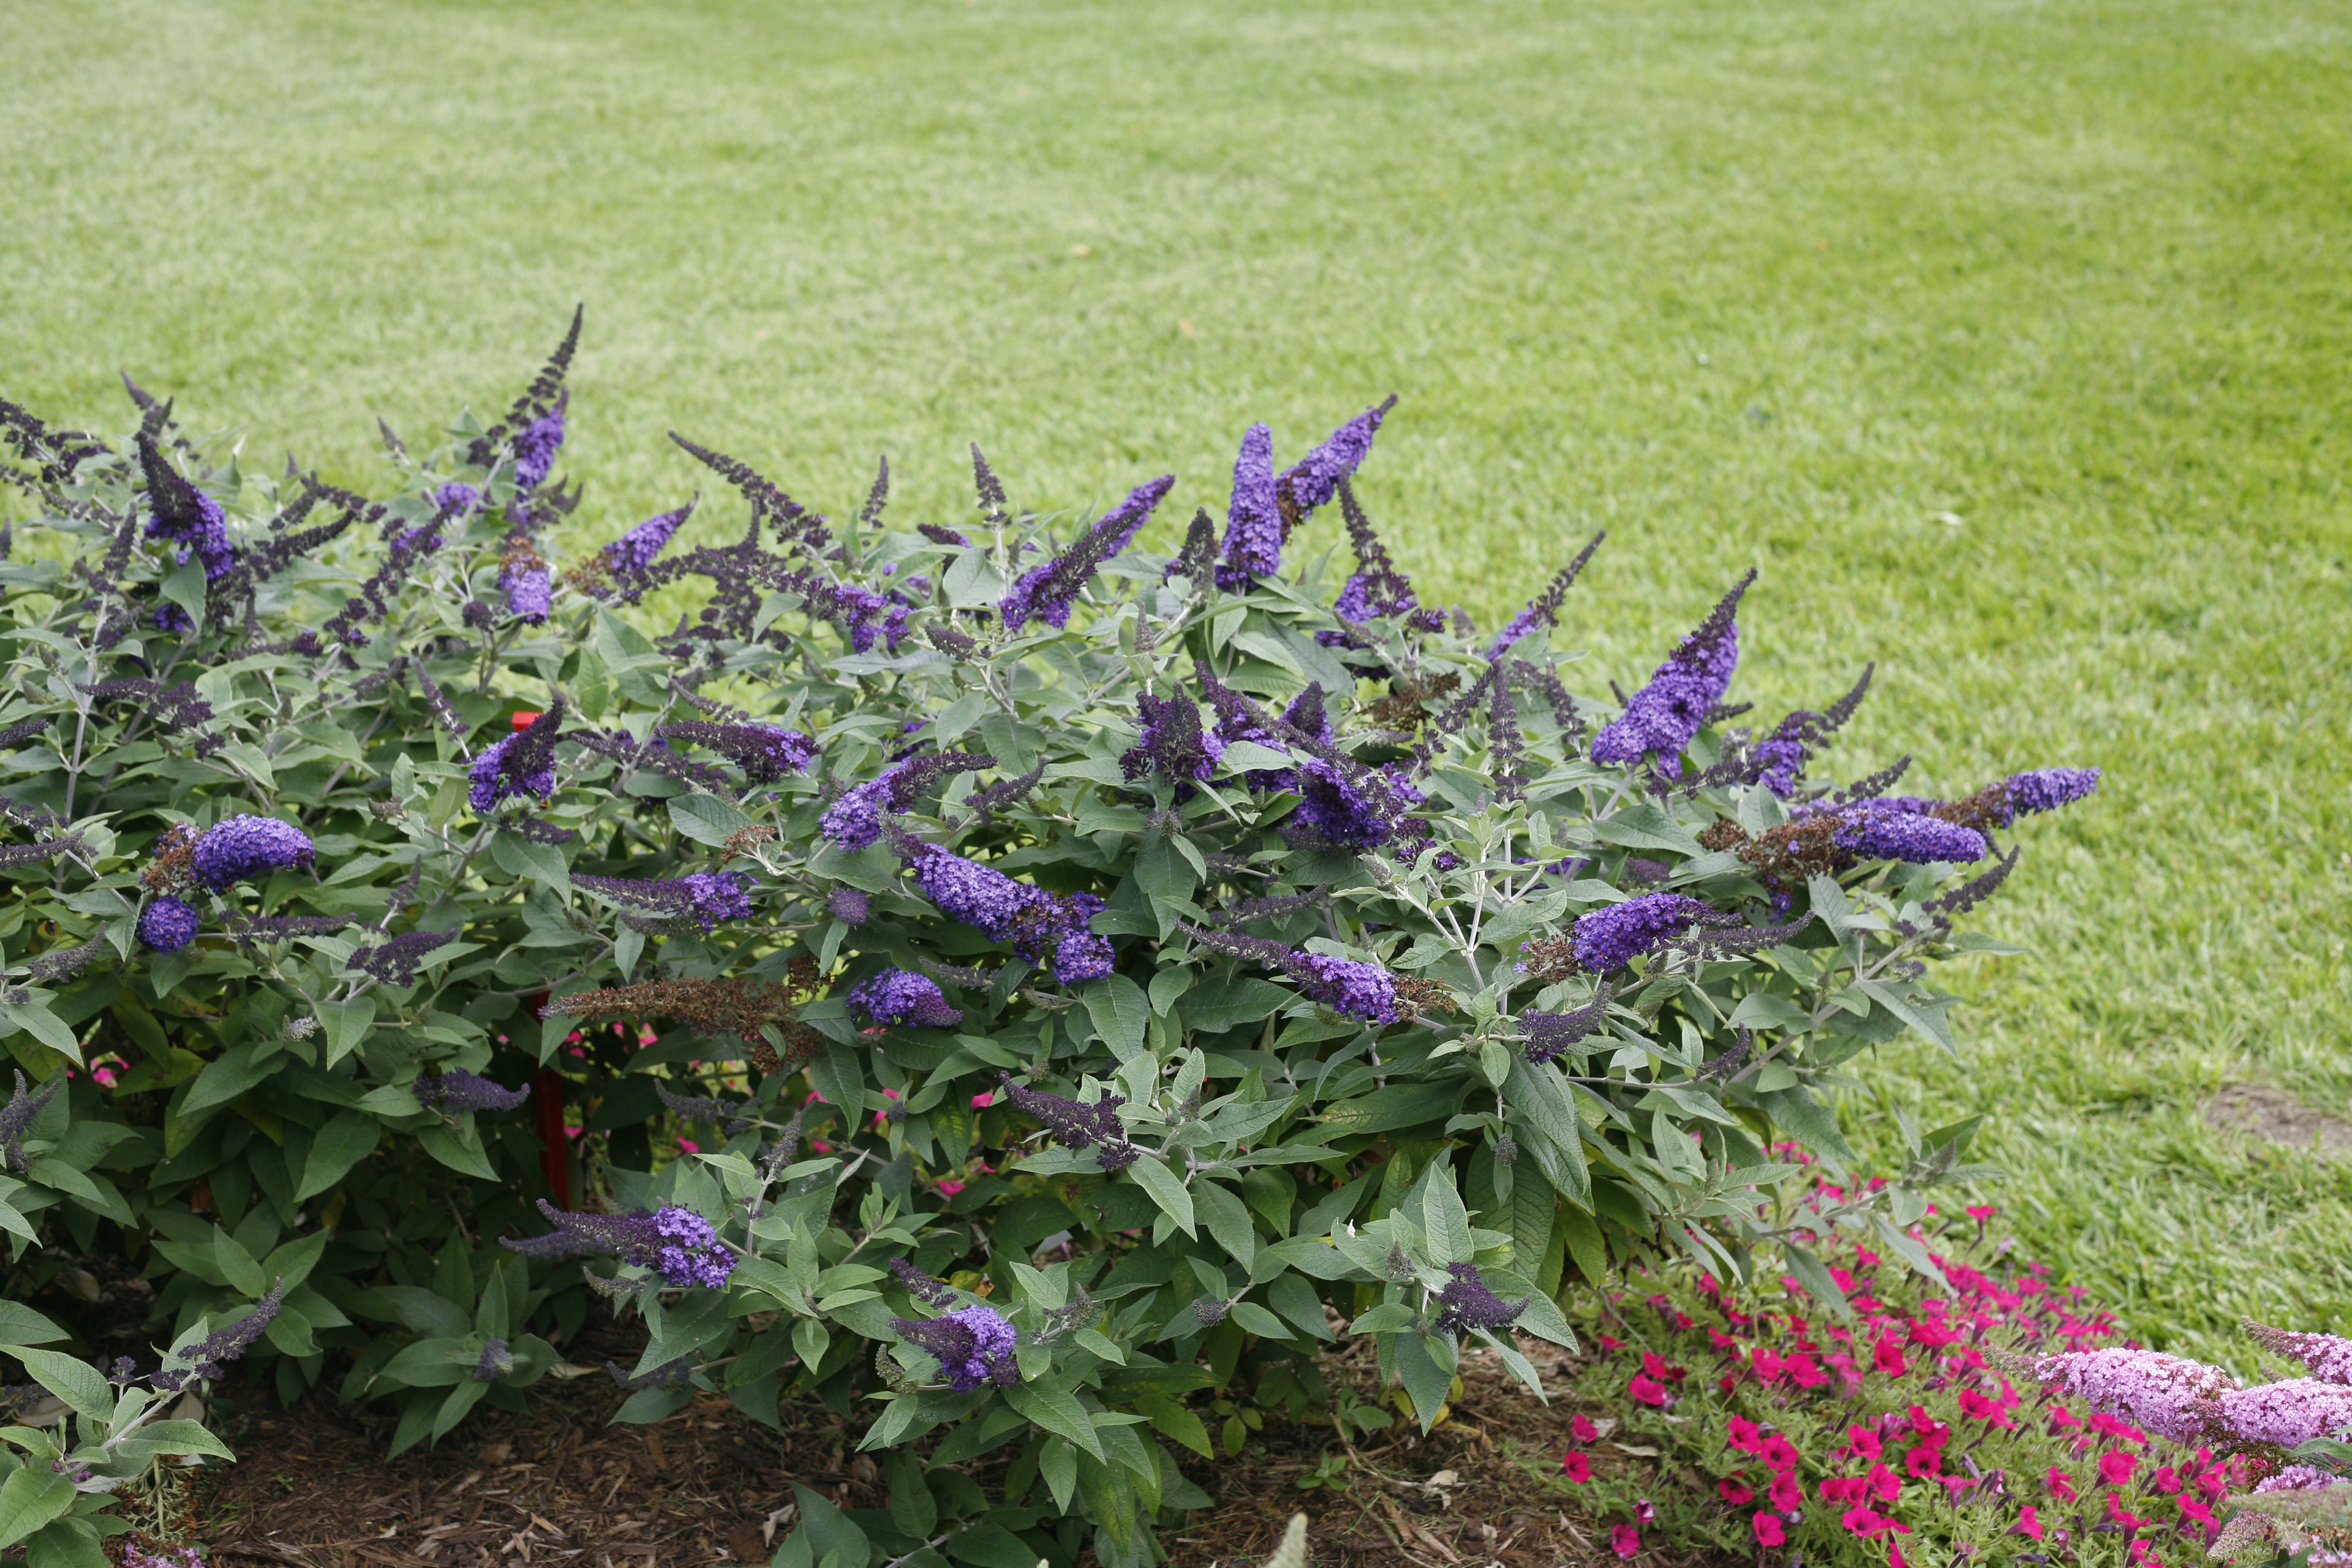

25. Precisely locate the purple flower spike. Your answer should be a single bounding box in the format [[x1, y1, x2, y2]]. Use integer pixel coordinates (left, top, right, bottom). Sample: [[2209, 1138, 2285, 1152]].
[[138, 895, 200, 954], [414, 1069, 531, 1115], [1432, 1262, 1528, 1336], [500, 1199, 734, 1289], [573, 871, 754, 931], [190, 816, 316, 891], [1119, 690, 1224, 798], [998, 1074, 1137, 1170], [656, 722, 815, 783], [2245, 1324, 2352, 1386], [1000, 475, 1174, 631], [1483, 534, 1605, 662], [846, 968, 962, 1029], [1288, 951, 1398, 1024], [435, 481, 481, 516], [154, 1280, 285, 1393], [2003, 767, 2101, 818], [509, 396, 567, 493], [501, 563, 552, 623], [1569, 893, 1733, 973], [895, 839, 1107, 982], [1590, 571, 1754, 778], [1215, 423, 1281, 589], [1276, 396, 1395, 523], [826, 886, 871, 926], [138, 434, 238, 581], [469, 703, 564, 812], [1834, 805, 1988, 864], [891, 1304, 1019, 1392], [606, 501, 693, 577]]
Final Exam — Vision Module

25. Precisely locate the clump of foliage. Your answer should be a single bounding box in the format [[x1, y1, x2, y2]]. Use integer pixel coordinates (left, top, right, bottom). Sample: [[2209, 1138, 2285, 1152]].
[[0, 317, 2097, 1564]]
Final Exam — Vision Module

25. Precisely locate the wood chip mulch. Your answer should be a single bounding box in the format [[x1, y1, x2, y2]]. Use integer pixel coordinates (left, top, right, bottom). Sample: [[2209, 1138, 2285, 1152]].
[[165, 1330, 1730, 1568]]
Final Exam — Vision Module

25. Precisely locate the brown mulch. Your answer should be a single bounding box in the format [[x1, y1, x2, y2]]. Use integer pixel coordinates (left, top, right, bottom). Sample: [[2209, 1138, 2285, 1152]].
[[174, 1327, 1704, 1568]]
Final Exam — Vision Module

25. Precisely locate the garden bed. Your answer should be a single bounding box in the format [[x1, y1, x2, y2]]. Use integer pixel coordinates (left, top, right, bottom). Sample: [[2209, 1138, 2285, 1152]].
[[187, 1327, 1655, 1568]]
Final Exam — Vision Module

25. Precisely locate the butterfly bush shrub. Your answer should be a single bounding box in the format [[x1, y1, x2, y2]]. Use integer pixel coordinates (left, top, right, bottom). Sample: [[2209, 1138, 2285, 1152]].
[[0, 319, 2098, 1566]]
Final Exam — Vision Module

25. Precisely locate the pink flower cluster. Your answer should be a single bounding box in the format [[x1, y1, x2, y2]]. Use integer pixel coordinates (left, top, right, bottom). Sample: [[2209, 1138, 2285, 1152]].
[[1557, 1181, 2277, 1568]]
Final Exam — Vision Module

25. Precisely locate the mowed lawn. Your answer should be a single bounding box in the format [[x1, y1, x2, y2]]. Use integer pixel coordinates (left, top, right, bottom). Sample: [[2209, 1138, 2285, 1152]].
[[4, 0, 2348, 1364]]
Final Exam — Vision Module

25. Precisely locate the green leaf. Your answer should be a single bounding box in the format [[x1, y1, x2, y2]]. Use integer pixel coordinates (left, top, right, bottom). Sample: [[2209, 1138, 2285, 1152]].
[[0, 1469, 75, 1551], [417, 1120, 499, 1180], [0, 1302, 66, 1346], [1125, 1155, 1194, 1238], [0, 1008, 78, 1065], [1227, 1301, 1291, 1340], [295, 1110, 379, 1200], [1419, 1158, 1472, 1267], [668, 793, 752, 848], [1869, 1215, 1952, 1289], [490, 831, 571, 895], [1041, 1435, 1080, 1509], [788, 1483, 875, 1568], [1779, 1241, 1854, 1321], [1758, 1084, 1858, 1167], [316, 998, 377, 1069], [1081, 973, 1150, 1061], [1391, 1332, 1455, 1433], [1004, 1377, 1105, 1461], [1193, 1180, 1256, 1270], [11, 1349, 110, 1425]]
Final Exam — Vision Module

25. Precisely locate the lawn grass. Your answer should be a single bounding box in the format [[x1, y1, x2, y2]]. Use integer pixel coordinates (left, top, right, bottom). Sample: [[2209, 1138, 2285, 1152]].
[[4, 0, 2348, 1366]]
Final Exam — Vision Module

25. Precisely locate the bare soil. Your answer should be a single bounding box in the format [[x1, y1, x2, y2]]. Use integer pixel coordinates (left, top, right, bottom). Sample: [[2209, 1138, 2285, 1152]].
[[2204, 1083, 2352, 1158]]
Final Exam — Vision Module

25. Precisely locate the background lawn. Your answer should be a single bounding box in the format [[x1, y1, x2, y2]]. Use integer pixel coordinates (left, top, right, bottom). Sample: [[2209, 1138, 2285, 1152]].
[[5, 0, 2348, 1364]]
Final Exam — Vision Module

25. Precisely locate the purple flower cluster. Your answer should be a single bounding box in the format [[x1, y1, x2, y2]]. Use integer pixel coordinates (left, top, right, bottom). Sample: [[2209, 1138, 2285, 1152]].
[[1119, 690, 1224, 797], [190, 816, 316, 890], [1216, 423, 1281, 588], [899, 840, 1112, 984], [889, 1257, 958, 1308], [1183, 924, 1398, 1023], [575, 870, 755, 930], [605, 502, 692, 578], [2246, 1323, 2352, 1385], [500, 562, 552, 623], [435, 481, 481, 516], [1289, 759, 1423, 851], [1331, 478, 1424, 625], [352, 929, 458, 987], [414, 1069, 531, 1115], [138, 895, 200, 953], [1276, 397, 1395, 522], [2219, 1379, 2352, 1449], [827, 886, 871, 925], [1432, 1262, 1529, 1336], [2029, 1348, 2239, 1444], [154, 1280, 285, 1393], [820, 752, 995, 848], [1569, 893, 1734, 973], [473, 1338, 515, 1381], [999, 475, 1173, 631], [509, 398, 567, 493], [1754, 665, 1875, 797], [846, 968, 962, 1028], [469, 704, 563, 812], [2000, 767, 2103, 821], [1288, 951, 1400, 1024], [1520, 984, 1615, 1065], [1589, 571, 1753, 777], [138, 434, 238, 580], [891, 1304, 1019, 1392], [1832, 804, 1989, 864], [1000, 1074, 1138, 1170], [655, 722, 815, 783], [501, 1200, 734, 1289]]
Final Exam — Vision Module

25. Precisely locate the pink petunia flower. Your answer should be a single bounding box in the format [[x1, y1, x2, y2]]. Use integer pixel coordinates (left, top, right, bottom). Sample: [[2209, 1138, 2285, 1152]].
[[1573, 1414, 1600, 1442], [1752, 1512, 1786, 1547], [1610, 1524, 1640, 1559], [1561, 1452, 1591, 1482]]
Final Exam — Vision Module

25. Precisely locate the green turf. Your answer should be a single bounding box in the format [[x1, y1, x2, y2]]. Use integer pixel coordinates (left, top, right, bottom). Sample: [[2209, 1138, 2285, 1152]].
[[5, 0, 2348, 1367]]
